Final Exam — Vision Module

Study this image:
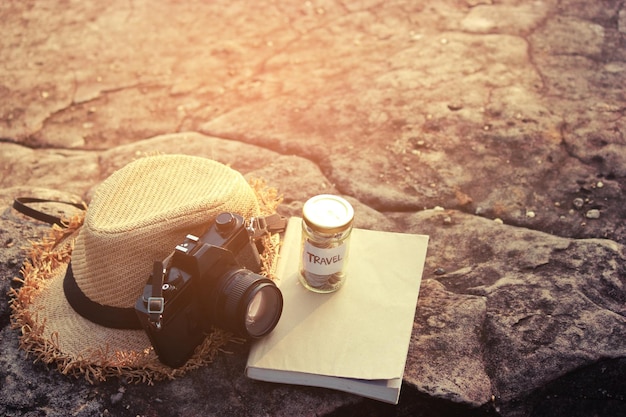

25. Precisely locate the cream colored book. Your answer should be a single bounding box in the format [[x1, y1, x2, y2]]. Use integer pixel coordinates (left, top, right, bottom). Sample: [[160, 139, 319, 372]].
[[245, 217, 429, 404]]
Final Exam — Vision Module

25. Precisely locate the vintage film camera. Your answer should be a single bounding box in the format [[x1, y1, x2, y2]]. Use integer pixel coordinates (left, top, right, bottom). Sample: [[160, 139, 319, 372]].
[[135, 212, 284, 368]]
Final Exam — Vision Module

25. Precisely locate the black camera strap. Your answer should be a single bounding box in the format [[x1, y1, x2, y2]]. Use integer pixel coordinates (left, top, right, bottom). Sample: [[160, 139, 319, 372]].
[[147, 260, 166, 329], [247, 213, 287, 239], [12, 197, 86, 227]]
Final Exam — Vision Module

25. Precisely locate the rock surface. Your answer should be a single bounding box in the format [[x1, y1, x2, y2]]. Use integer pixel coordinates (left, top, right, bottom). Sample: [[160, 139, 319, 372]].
[[1, 1, 626, 416]]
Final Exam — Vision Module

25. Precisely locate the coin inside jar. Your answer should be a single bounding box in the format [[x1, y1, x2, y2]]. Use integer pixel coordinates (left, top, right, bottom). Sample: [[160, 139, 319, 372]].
[[299, 195, 354, 293]]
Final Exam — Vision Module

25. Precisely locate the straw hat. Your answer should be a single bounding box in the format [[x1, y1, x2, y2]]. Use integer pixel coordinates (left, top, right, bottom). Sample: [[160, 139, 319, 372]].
[[10, 154, 281, 383]]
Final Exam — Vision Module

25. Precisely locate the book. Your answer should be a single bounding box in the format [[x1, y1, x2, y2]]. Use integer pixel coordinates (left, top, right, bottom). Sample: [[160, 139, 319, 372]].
[[245, 217, 429, 404]]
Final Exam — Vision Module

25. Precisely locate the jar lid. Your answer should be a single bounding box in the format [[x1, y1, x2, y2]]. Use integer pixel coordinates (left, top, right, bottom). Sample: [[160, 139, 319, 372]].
[[302, 194, 354, 233]]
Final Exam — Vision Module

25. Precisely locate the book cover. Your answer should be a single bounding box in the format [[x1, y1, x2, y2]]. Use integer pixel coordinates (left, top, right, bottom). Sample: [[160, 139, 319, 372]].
[[246, 217, 429, 404]]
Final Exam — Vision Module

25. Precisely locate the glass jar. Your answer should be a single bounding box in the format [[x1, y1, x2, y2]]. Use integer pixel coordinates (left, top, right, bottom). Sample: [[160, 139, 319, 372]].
[[299, 194, 354, 293]]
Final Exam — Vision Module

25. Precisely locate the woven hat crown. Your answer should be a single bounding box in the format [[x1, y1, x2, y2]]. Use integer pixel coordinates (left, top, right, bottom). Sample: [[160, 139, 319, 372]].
[[70, 154, 260, 310]]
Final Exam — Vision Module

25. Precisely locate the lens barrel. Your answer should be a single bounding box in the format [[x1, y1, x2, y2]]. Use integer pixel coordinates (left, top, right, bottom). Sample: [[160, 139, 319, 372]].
[[214, 269, 283, 338]]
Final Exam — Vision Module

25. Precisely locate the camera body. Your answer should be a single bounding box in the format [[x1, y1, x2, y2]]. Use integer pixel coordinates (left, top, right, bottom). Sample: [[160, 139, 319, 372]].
[[135, 212, 282, 368]]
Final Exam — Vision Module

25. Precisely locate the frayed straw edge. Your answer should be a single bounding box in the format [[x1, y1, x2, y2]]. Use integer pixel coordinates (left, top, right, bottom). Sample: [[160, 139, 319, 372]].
[[249, 178, 283, 217], [8, 213, 237, 384]]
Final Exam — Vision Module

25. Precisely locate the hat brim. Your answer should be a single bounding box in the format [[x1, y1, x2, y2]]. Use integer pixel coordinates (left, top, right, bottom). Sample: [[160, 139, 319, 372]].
[[10, 179, 282, 383]]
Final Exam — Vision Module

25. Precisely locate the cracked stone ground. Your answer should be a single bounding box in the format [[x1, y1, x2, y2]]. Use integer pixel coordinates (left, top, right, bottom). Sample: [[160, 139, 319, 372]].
[[1, 1, 625, 416]]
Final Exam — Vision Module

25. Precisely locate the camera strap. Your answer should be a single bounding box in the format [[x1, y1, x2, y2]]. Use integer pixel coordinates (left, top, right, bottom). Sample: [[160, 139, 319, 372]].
[[14, 198, 287, 238], [12, 197, 86, 227], [247, 213, 287, 239], [147, 260, 166, 329]]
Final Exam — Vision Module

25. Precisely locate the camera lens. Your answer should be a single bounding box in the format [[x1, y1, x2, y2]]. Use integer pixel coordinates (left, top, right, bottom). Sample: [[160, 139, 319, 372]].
[[245, 284, 283, 337], [215, 269, 283, 338]]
